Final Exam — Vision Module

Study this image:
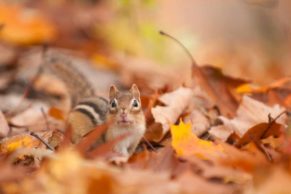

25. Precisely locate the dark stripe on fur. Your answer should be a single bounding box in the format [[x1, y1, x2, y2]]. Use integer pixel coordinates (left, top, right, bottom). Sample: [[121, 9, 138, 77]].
[[75, 108, 98, 125], [78, 99, 107, 122]]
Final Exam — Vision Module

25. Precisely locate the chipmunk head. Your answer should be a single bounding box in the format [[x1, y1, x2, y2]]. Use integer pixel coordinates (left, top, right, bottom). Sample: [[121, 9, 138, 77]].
[[108, 84, 144, 127]]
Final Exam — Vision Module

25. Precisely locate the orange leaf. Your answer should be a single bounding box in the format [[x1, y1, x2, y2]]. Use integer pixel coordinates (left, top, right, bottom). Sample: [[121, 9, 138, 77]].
[[48, 107, 65, 121], [236, 122, 284, 147], [0, 4, 56, 45]]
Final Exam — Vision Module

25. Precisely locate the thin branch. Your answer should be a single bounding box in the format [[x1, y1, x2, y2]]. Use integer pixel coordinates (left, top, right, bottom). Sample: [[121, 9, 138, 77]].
[[159, 31, 235, 116], [261, 110, 287, 139], [142, 136, 157, 152], [30, 132, 54, 151], [159, 31, 197, 66]]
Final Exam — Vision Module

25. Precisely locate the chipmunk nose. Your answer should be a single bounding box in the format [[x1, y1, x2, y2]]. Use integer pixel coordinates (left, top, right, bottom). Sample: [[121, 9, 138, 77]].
[[120, 108, 127, 115], [120, 108, 127, 113]]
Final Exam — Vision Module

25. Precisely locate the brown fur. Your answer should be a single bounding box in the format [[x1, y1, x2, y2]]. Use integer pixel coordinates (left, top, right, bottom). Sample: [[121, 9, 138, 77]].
[[68, 111, 96, 143]]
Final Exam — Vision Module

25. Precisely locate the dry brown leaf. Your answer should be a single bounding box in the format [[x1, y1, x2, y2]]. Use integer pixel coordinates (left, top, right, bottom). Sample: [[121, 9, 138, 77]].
[[184, 109, 210, 136], [177, 171, 240, 194], [127, 146, 188, 177], [0, 111, 9, 138], [219, 95, 286, 138], [10, 102, 49, 127], [0, 150, 189, 194], [0, 43, 16, 66], [201, 66, 249, 114], [237, 77, 291, 109], [209, 125, 234, 142], [0, 161, 31, 183], [236, 122, 284, 147], [151, 87, 193, 141], [244, 167, 291, 194]]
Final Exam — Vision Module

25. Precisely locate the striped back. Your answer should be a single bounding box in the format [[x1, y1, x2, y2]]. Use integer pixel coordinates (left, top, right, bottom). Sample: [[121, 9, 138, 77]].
[[42, 50, 95, 107]]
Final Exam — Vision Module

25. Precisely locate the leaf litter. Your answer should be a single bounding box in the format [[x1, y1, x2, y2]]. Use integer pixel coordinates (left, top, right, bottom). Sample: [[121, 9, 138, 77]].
[[0, 1, 290, 194]]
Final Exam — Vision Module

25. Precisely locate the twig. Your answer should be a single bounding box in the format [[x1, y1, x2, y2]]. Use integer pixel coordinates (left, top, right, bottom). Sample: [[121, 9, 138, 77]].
[[142, 136, 157, 152], [248, 111, 287, 162], [159, 31, 235, 116], [30, 132, 54, 151], [159, 31, 198, 66], [261, 110, 287, 139]]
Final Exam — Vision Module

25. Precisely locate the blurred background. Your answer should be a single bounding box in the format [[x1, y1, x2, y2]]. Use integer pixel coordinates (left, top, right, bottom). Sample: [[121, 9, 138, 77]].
[[0, 0, 290, 84]]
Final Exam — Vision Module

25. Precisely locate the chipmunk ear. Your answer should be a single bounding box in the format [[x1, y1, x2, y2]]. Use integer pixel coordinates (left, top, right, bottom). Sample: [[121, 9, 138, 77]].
[[109, 85, 118, 100], [130, 84, 140, 99]]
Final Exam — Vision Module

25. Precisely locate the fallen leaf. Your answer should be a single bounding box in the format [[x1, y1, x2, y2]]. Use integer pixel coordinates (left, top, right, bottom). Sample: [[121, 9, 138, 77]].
[[183, 109, 210, 136], [237, 77, 291, 109], [170, 120, 225, 160], [0, 4, 56, 45], [236, 83, 266, 94], [199, 66, 249, 116], [219, 95, 287, 137], [0, 111, 9, 138], [0, 150, 188, 194], [10, 102, 49, 127], [177, 171, 240, 194], [236, 122, 285, 147], [171, 120, 268, 172], [209, 125, 234, 142], [151, 87, 193, 141], [48, 107, 65, 121], [244, 167, 291, 194], [0, 134, 41, 154]]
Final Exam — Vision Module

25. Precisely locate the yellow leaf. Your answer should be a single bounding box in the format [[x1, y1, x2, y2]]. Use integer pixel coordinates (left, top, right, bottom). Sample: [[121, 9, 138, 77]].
[[235, 83, 266, 94], [0, 134, 40, 153], [0, 4, 56, 45], [171, 121, 269, 172], [170, 120, 225, 160]]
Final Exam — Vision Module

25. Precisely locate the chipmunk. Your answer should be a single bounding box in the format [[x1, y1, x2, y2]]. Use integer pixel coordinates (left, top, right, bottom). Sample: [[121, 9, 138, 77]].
[[42, 51, 146, 160], [106, 84, 145, 160]]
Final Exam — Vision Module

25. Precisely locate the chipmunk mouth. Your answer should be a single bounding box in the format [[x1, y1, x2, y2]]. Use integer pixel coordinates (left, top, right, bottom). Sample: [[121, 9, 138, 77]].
[[117, 117, 133, 125], [117, 120, 133, 125]]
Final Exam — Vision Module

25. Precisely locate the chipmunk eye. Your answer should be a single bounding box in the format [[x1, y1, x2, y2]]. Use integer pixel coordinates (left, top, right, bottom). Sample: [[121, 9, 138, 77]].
[[132, 99, 139, 108], [110, 99, 117, 108]]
